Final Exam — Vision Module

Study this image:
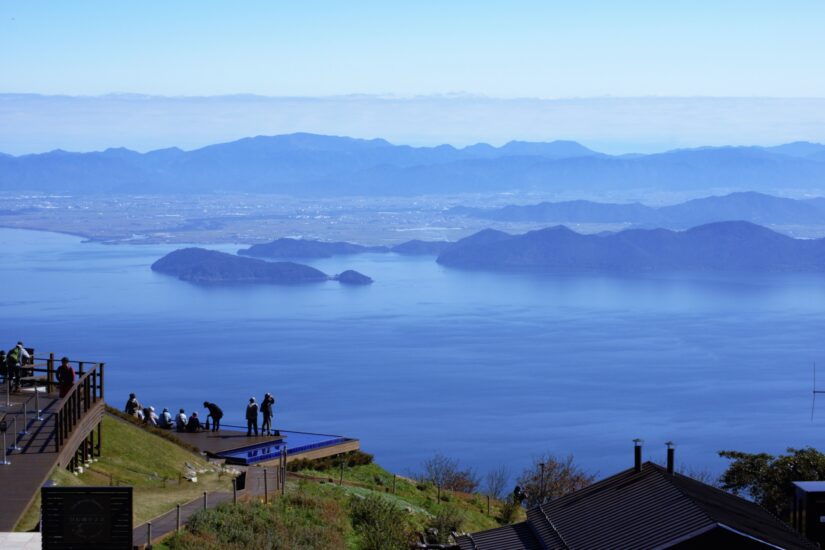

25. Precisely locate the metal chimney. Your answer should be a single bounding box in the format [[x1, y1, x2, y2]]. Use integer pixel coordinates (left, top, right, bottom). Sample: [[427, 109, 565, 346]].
[[633, 439, 643, 472], [666, 441, 675, 474]]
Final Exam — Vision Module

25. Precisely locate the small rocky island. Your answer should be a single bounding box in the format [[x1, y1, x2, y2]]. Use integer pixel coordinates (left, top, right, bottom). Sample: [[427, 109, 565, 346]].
[[333, 270, 374, 285], [152, 248, 374, 285]]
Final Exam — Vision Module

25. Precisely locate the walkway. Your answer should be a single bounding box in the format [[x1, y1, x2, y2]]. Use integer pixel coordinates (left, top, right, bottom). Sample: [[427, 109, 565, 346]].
[[132, 467, 277, 547], [0, 357, 106, 531]]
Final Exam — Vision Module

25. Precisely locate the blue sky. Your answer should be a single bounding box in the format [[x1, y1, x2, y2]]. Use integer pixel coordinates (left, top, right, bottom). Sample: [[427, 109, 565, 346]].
[[3, 1, 825, 97]]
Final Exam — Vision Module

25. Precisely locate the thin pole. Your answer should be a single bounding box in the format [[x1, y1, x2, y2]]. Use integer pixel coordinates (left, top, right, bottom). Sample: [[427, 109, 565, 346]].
[[19, 403, 28, 435], [264, 469, 268, 503], [1, 431, 9, 465], [339, 459, 344, 485], [47, 353, 54, 394], [176, 504, 181, 532], [233, 478, 237, 504], [203, 491, 207, 510], [487, 495, 491, 515], [281, 446, 287, 495], [34, 383, 43, 421], [9, 417, 21, 451], [147, 522, 152, 546]]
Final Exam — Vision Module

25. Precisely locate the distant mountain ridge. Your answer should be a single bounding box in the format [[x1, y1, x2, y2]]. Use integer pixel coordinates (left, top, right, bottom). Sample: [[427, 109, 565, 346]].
[[436, 221, 825, 272], [450, 191, 825, 227], [2, 133, 825, 196]]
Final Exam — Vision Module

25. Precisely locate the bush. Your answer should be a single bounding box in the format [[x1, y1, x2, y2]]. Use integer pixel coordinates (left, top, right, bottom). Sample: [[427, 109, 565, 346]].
[[498, 499, 520, 524], [349, 494, 412, 550], [288, 450, 374, 472], [425, 505, 464, 544], [166, 495, 347, 549]]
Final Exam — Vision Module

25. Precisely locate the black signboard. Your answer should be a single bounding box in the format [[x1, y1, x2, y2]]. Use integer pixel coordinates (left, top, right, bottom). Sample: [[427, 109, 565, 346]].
[[41, 487, 132, 549]]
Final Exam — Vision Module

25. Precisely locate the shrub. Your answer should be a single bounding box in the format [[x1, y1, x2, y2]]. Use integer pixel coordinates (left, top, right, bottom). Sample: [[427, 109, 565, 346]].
[[166, 495, 346, 549], [287, 450, 374, 472], [425, 505, 464, 544], [349, 494, 412, 550]]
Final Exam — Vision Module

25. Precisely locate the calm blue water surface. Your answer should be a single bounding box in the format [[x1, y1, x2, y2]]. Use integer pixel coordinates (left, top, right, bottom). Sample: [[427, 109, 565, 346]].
[[1, 227, 824, 479]]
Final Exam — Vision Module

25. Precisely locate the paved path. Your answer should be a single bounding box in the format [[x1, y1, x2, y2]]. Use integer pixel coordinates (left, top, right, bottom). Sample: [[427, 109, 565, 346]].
[[132, 466, 282, 547]]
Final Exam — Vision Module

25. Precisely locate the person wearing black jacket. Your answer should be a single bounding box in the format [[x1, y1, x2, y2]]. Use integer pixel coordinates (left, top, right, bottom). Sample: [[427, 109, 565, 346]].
[[260, 393, 275, 435], [246, 397, 259, 436], [203, 401, 224, 432]]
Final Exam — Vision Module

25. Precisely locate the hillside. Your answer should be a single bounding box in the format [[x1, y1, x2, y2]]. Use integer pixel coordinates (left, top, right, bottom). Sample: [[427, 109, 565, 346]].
[[436, 221, 825, 272], [3, 133, 825, 196]]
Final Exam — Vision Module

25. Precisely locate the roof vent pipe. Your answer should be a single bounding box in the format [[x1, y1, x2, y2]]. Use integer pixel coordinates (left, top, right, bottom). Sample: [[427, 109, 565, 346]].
[[633, 439, 643, 472], [666, 441, 675, 475]]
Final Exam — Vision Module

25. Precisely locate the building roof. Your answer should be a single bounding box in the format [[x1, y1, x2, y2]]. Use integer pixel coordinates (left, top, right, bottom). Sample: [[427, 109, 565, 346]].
[[456, 462, 816, 550]]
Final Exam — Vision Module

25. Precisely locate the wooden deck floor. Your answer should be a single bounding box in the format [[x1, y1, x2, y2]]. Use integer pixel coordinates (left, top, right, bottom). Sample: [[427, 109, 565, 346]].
[[0, 388, 103, 531]]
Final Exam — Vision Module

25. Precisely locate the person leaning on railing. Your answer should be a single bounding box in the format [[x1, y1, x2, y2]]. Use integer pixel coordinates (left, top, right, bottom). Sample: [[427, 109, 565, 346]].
[[56, 357, 75, 398]]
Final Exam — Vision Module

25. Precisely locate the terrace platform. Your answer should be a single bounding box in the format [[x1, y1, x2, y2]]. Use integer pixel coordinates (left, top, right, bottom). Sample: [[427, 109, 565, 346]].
[[172, 427, 359, 465], [0, 356, 106, 532]]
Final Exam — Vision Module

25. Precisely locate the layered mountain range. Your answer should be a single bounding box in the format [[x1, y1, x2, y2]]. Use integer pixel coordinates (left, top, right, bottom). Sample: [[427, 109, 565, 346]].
[[450, 191, 825, 227], [3, 133, 825, 195]]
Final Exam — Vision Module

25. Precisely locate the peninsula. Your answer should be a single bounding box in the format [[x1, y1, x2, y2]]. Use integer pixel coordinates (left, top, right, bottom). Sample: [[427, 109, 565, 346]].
[[436, 221, 825, 272], [238, 238, 389, 259]]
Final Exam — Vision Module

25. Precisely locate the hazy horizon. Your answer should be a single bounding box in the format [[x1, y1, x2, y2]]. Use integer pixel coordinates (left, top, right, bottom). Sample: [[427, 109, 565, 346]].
[[3, 93, 825, 156]]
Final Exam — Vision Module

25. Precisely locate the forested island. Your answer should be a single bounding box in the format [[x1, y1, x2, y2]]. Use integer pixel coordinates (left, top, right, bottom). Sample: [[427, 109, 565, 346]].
[[151, 247, 372, 285]]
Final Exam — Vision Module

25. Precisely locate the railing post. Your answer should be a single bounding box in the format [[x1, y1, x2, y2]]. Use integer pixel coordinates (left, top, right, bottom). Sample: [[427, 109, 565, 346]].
[[99, 363, 105, 400], [47, 353, 54, 394], [55, 410, 60, 452]]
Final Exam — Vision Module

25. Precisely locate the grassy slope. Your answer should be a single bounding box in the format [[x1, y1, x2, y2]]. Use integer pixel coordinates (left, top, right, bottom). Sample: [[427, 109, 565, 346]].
[[16, 414, 235, 530], [160, 463, 523, 549]]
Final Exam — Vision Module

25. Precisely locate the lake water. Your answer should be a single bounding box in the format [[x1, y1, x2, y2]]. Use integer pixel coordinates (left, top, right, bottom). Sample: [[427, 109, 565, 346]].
[[2, 227, 824, 481]]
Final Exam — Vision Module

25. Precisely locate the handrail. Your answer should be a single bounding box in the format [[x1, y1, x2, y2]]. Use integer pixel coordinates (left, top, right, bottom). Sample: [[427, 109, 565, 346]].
[[49, 360, 105, 453]]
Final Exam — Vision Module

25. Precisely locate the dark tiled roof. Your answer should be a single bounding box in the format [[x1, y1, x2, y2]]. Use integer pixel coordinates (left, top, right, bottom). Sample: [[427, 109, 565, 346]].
[[456, 521, 541, 550], [456, 462, 816, 550]]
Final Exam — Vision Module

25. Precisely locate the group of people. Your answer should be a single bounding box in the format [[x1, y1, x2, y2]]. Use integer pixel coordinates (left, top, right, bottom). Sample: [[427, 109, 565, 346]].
[[1, 341, 76, 397], [124, 392, 277, 436]]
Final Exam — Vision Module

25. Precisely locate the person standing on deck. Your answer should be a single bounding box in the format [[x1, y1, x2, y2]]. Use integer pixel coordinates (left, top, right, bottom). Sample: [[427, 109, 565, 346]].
[[260, 393, 275, 435], [7, 341, 31, 391], [246, 397, 259, 436], [203, 401, 224, 432], [56, 356, 75, 398]]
